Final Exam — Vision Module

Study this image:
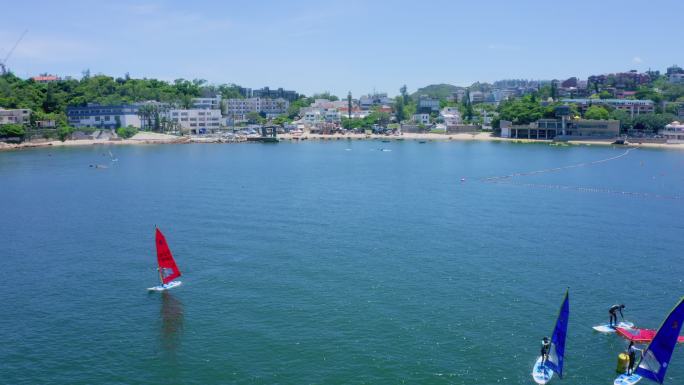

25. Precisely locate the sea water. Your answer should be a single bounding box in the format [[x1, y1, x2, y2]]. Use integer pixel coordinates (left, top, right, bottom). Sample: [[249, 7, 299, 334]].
[[1, 140, 683, 384]]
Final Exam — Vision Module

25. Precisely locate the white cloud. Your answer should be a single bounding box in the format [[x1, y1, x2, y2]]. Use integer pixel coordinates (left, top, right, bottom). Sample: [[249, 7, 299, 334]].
[[632, 56, 643, 64]]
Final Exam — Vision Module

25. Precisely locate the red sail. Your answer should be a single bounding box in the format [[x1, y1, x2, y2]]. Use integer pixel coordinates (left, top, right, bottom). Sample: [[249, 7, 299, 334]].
[[155, 228, 181, 284]]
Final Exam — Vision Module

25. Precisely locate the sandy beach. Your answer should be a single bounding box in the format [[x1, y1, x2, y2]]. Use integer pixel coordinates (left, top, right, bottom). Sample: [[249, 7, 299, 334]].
[[2, 131, 684, 151], [279, 132, 684, 151]]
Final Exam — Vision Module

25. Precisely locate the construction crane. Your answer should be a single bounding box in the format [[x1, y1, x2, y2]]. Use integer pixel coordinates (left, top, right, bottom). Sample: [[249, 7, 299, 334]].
[[0, 29, 28, 75]]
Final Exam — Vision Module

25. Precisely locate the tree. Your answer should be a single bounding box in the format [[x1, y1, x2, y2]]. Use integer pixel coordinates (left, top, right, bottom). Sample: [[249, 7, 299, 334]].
[[312, 92, 338, 101], [246, 111, 263, 124], [495, 95, 545, 125], [632, 113, 676, 132], [584, 105, 611, 120], [394, 96, 405, 122], [461, 89, 474, 122], [116, 125, 138, 139], [610, 109, 633, 132], [57, 125, 73, 141], [400, 85, 409, 106], [347, 91, 352, 120], [598, 90, 612, 100], [0, 123, 26, 137]]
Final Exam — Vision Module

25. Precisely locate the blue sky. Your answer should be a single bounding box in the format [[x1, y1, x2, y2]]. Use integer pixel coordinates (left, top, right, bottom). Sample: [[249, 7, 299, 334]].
[[1, 0, 682, 97]]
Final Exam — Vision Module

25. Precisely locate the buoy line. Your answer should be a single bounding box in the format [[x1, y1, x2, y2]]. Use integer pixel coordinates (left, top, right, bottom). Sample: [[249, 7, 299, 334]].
[[487, 180, 684, 201], [480, 148, 636, 182]]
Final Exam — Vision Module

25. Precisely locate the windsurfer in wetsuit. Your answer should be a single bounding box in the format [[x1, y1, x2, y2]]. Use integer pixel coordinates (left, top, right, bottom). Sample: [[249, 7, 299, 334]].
[[626, 341, 641, 375], [540, 337, 551, 365], [609, 304, 625, 327]]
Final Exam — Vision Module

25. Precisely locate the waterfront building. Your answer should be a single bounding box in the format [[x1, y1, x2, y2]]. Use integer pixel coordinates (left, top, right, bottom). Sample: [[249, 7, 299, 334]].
[[0, 108, 31, 125], [661, 121, 684, 143], [561, 98, 654, 116], [168, 109, 222, 134], [500, 118, 619, 139], [223, 97, 289, 120], [440, 107, 462, 127], [66, 104, 141, 128], [412, 113, 430, 125]]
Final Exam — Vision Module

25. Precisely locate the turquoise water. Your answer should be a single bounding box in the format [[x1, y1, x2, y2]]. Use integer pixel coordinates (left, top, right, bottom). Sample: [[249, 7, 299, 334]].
[[1, 141, 683, 384]]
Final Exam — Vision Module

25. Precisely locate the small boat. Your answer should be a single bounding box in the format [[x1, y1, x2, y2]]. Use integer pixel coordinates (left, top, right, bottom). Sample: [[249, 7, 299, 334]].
[[614, 297, 684, 385], [532, 289, 569, 384], [148, 227, 182, 291]]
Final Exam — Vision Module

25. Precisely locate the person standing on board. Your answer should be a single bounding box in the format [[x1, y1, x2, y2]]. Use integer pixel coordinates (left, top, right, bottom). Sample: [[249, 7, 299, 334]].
[[540, 337, 551, 365], [609, 304, 625, 327], [626, 341, 641, 375]]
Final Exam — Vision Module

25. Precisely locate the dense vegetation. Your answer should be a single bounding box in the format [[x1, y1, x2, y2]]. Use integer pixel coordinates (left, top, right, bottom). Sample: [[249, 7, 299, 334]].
[[411, 84, 461, 101], [0, 72, 244, 129]]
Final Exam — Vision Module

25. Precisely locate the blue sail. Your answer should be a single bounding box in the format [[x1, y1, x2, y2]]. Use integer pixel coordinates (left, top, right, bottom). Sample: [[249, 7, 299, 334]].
[[546, 290, 569, 378], [635, 297, 684, 384]]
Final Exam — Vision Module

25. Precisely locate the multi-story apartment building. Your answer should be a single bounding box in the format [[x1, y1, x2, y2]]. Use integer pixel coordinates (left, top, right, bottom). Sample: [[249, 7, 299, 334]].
[[561, 98, 654, 116], [0, 108, 31, 125], [252, 87, 299, 102], [192, 95, 222, 109], [223, 98, 289, 120], [359, 93, 392, 110], [238, 87, 299, 102], [417, 96, 440, 113], [66, 104, 141, 128], [168, 109, 222, 134]]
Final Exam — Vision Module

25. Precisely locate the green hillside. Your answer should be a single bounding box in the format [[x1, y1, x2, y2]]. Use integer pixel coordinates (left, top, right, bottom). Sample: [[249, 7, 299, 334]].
[[411, 84, 461, 100]]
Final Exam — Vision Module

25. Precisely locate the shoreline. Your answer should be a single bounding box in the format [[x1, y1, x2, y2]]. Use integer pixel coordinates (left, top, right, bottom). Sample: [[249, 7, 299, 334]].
[[2, 132, 684, 152]]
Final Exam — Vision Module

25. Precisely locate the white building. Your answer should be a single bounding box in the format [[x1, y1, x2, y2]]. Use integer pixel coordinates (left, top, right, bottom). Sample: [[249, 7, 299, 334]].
[[168, 109, 222, 134], [66, 104, 141, 128], [223, 97, 289, 120], [412, 113, 430, 125], [661, 121, 684, 143], [440, 107, 462, 126], [0, 108, 31, 125]]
